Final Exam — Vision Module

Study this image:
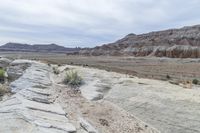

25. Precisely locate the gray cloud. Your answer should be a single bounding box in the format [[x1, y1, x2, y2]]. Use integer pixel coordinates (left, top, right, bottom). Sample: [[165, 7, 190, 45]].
[[0, 0, 200, 47]]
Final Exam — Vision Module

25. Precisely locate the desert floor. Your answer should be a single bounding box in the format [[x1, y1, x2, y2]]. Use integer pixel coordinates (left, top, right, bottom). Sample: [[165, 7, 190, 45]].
[[1, 52, 200, 82]]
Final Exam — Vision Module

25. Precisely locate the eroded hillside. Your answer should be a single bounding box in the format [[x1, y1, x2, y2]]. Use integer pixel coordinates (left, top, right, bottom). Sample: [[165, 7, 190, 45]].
[[79, 25, 200, 58]]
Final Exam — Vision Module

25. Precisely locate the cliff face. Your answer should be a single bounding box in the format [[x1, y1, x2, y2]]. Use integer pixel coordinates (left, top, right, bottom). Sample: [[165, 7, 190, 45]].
[[79, 25, 200, 58]]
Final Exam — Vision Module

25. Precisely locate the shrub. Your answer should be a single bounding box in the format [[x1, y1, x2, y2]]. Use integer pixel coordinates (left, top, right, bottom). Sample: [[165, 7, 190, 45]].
[[192, 79, 199, 85], [63, 70, 82, 87], [0, 69, 5, 81], [53, 67, 60, 75]]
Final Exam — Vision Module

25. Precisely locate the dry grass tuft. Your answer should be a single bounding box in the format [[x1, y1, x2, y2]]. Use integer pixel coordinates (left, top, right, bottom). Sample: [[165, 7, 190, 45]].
[[63, 70, 83, 87], [0, 69, 5, 80]]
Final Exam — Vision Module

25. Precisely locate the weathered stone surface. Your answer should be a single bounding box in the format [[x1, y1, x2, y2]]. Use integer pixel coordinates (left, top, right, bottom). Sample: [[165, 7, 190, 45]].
[[78, 69, 109, 101], [106, 78, 200, 133], [0, 57, 11, 69], [71, 65, 200, 133], [79, 117, 98, 133], [7, 59, 31, 81], [9, 61, 51, 93], [0, 60, 76, 133]]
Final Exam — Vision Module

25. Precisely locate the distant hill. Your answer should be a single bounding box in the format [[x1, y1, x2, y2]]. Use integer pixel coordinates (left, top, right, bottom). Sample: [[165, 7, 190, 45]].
[[0, 43, 80, 53], [79, 25, 200, 58]]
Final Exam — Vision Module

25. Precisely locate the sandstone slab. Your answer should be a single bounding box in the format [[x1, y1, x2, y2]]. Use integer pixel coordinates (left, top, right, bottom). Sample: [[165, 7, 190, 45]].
[[0, 60, 76, 133]]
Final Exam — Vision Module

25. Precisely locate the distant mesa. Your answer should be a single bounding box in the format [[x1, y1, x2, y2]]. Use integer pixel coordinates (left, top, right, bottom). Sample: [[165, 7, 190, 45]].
[[78, 25, 200, 58], [0, 43, 80, 53]]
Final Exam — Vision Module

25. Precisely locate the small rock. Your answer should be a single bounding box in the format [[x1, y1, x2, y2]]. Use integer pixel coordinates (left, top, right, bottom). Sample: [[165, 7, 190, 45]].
[[79, 117, 98, 133]]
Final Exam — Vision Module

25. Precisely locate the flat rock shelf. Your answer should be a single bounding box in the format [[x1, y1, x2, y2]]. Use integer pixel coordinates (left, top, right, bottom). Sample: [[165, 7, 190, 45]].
[[0, 60, 76, 133]]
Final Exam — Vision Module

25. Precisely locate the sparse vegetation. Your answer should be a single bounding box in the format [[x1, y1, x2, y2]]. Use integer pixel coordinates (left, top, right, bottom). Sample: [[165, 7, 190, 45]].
[[192, 79, 199, 85], [63, 70, 82, 87], [53, 66, 60, 74], [0, 69, 5, 82]]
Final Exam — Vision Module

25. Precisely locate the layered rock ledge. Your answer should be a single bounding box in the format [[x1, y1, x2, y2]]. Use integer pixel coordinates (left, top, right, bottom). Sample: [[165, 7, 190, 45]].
[[0, 60, 76, 133]]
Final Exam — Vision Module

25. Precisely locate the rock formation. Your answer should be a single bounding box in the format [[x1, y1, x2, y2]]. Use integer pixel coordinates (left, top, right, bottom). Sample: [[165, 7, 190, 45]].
[[7, 60, 31, 81], [0, 60, 76, 133], [79, 25, 200, 58]]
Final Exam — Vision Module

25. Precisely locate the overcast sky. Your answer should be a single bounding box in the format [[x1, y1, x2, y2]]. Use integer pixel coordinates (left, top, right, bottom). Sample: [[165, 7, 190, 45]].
[[0, 0, 200, 47]]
